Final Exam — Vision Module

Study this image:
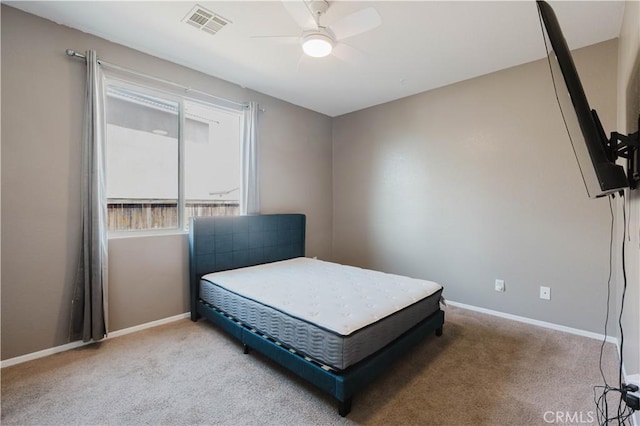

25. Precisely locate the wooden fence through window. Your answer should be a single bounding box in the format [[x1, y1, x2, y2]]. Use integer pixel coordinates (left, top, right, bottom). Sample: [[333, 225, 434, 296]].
[[107, 200, 239, 231]]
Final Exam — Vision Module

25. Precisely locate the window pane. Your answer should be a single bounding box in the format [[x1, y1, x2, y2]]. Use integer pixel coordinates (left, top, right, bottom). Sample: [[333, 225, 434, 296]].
[[184, 101, 241, 229], [105, 86, 179, 231]]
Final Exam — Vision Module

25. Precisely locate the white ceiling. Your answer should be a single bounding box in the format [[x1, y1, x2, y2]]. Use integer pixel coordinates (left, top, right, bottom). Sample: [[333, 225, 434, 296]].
[[6, 1, 625, 117]]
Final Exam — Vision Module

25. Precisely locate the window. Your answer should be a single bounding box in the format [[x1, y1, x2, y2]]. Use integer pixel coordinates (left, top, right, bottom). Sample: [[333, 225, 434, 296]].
[[105, 82, 242, 233]]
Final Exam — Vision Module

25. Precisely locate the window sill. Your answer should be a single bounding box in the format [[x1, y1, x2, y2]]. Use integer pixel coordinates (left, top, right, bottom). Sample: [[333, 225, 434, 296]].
[[108, 229, 188, 240]]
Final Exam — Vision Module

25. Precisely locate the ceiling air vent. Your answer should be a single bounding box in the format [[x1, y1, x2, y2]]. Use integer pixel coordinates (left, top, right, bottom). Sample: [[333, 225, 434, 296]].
[[183, 5, 231, 35]]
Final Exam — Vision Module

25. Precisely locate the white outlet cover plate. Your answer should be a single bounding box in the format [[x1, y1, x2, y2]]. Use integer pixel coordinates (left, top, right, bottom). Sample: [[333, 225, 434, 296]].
[[540, 286, 551, 300], [495, 279, 505, 292]]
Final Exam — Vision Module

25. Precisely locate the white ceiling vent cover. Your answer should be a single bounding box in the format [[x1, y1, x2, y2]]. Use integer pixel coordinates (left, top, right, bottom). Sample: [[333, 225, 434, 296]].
[[183, 5, 231, 35]]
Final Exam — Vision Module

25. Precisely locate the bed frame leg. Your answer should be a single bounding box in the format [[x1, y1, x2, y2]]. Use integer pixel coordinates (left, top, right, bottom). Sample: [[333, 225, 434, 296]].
[[243, 344, 250, 354], [436, 326, 443, 337], [338, 397, 352, 417]]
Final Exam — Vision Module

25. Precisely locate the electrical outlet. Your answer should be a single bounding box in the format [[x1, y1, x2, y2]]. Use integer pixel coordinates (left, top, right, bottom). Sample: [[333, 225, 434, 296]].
[[540, 286, 551, 300], [495, 279, 505, 292]]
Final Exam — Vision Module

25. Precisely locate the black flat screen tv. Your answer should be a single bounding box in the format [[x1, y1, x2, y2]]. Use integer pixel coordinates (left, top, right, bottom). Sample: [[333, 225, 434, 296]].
[[536, 1, 629, 198]]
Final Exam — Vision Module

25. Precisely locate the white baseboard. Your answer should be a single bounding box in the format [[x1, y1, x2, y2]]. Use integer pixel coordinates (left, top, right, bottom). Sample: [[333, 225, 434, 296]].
[[107, 313, 190, 339], [0, 303, 628, 371], [0, 340, 94, 369], [446, 300, 618, 345], [627, 374, 640, 386], [0, 312, 190, 369]]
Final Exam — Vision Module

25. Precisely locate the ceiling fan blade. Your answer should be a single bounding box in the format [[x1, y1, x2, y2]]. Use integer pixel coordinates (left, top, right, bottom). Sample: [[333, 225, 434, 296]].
[[282, 0, 316, 30], [332, 43, 366, 63], [328, 7, 381, 41]]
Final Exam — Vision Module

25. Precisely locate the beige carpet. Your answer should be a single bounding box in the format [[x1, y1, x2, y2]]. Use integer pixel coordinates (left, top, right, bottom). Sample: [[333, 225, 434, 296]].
[[1, 306, 620, 425]]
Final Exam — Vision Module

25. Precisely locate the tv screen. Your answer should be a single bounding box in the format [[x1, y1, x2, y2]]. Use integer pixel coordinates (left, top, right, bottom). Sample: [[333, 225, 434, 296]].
[[536, 1, 628, 198], [626, 54, 640, 187]]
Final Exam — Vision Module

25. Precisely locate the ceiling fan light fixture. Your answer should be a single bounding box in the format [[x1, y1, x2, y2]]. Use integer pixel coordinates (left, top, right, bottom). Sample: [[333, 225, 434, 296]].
[[302, 33, 334, 58]]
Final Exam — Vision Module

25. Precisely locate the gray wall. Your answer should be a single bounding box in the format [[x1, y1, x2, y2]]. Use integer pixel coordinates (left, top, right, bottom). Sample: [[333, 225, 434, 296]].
[[616, 1, 640, 377], [333, 39, 619, 335], [1, 5, 333, 360]]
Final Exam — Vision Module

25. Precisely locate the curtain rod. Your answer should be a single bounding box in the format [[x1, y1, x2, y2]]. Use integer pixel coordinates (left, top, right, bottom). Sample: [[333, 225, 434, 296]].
[[65, 49, 257, 111]]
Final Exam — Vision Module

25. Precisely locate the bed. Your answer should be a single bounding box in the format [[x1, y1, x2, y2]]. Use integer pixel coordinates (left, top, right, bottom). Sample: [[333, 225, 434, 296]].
[[189, 214, 444, 416]]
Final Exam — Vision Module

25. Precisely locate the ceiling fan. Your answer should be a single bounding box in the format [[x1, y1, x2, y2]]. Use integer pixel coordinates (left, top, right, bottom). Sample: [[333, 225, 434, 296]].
[[254, 0, 382, 59]]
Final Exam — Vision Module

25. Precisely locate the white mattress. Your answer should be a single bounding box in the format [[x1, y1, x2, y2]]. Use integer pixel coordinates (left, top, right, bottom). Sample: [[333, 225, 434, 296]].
[[201, 257, 442, 337]]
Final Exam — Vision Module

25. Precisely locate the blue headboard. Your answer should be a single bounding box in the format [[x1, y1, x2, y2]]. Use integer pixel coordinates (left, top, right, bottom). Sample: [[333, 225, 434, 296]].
[[189, 214, 306, 318]]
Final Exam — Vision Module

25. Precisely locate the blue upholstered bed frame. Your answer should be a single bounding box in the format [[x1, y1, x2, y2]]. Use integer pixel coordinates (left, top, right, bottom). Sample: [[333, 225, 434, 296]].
[[189, 214, 444, 416]]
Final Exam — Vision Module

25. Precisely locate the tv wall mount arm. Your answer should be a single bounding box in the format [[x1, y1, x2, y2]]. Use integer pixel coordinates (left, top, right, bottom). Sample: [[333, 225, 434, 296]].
[[594, 110, 640, 190], [609, 131, 639, 189]]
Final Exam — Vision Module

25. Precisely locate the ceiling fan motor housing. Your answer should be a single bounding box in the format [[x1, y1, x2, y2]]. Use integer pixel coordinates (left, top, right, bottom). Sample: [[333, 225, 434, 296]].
[[301, 29, 334, 57]]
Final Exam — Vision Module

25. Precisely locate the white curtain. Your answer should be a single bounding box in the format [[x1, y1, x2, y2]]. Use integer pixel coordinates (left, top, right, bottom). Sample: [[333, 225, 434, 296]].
[[70, 50, 108, 342], [241, 101, 260, 215]]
